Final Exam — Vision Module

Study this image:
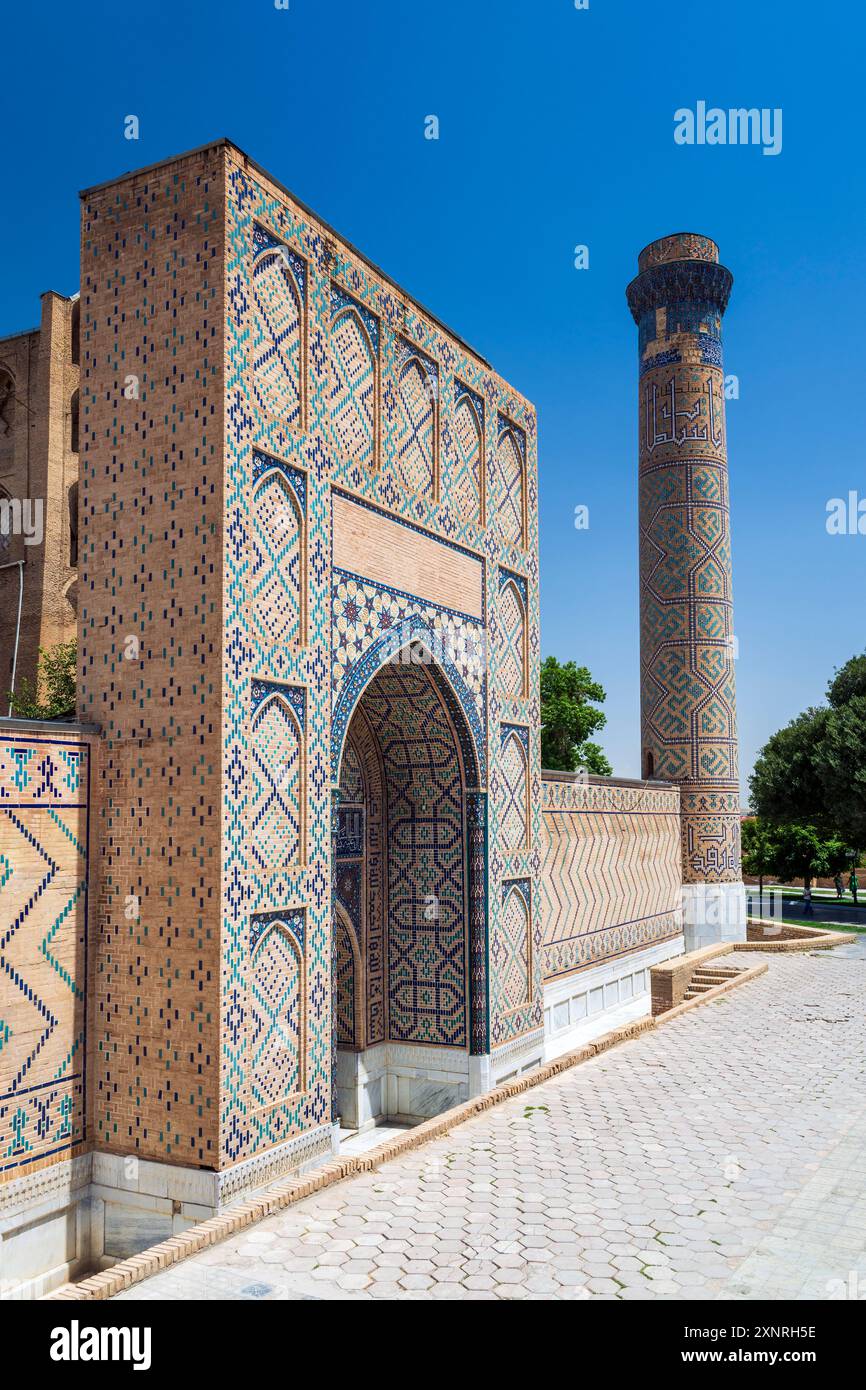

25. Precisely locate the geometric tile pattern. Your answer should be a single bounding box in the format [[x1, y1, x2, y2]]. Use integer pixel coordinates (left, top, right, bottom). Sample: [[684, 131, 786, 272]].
[[0, 733, 90, 1174], [356, 662, 468, 1047], [452, 385, 483, 526], [250, 465, 304, 656], [495, 880, 531, 1012], [496, 418, 525, 549], [627, 235, 741, 885], [395, 341, 437, 500], [250, 684, 305, 886], [499, 725, 529, 853], [330, 288, 378, 477], [539, 775, 682, 980], [332, 911, 357, 1048], [250, 225, 305, 430], [330, 565, 487, 786], [498, 569, 527, 700], [249, 913, 304, 1116], [78, 145, 541, 1182]]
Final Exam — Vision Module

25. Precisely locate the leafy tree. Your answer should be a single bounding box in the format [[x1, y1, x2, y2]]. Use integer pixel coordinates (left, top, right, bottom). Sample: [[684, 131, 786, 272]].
[[540, 656, 612, 775], [8, 641, 76, 720], [741, 818, 777, 911], [769, 823, 834, 891], [828, 652, 866, 708], [749, 707, 830, 830], [815, 694, 866, 850], [749, 650, 866, 855], [823, 834, 860, 878]]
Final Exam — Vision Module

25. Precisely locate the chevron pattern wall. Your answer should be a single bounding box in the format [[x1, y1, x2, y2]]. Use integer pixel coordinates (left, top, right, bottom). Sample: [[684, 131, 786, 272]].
[[539, 775, 682, 980], [0, 732, 91, 1175]]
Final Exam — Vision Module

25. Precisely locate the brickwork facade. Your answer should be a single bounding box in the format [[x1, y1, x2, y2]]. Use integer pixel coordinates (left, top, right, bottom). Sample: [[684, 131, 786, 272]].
[[77, 140, 541, 1180], [1, 161, 756, 1296], [627, 234, 743, 899], [0, 295, 79, 706]]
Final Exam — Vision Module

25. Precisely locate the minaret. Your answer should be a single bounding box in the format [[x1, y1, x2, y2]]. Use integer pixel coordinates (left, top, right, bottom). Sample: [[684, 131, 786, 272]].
[[626, 233, 746, 950]]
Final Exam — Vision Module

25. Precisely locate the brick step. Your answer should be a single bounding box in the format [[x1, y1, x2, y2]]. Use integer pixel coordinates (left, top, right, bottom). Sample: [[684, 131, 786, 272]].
[[692, 969, 741, 982], [685, 982, 717, 995]]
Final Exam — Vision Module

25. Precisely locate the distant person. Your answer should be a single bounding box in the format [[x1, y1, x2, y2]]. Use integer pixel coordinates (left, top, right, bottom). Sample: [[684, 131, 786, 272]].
[[834, 873, 845, 900], [803, 884, 814, 916], [850, 870, 859, 907]]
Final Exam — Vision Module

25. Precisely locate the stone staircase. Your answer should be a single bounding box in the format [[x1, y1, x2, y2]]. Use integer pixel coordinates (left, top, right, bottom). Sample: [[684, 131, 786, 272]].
[[683, 962, 744, 1001]]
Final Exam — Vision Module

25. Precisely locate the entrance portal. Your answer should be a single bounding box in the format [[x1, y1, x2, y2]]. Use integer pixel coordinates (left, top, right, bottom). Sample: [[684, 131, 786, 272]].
[[333, 653, 477, 1129]]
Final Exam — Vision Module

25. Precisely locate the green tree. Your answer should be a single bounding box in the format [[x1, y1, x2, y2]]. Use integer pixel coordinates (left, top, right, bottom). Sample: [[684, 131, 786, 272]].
[[741, 817, 777, 915], [827, 652, 866, 708], [749, 650, 866, 855], [749, 707, 830, 830], [8, 641, 77, 720], [769, 823, 833, 891], [540, 656, 612, 775], [815, 655, 866, 849]]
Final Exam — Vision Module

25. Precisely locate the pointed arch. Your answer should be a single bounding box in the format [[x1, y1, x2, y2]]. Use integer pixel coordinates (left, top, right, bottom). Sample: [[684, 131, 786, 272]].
[[338, 731, 365, 805], [500, 725, 529, 852], [0, 369, 15, 438], [250, 465, 305, 651], [333, 899, 362, 1050], [70, 388, 80, 454], [333, 639, 490, 1055], [497, 422, 526, 549], [251, 243, 305, 430], [499, 575, 528, 700], [331, 616, 483, 789], [330, 304, 379, 472], [250, 917, 305, 1107], [396, 352, 438, 501], [250, 688, 306, 872], [453, 387, 484, 526], [497, 880, 531, 1012]]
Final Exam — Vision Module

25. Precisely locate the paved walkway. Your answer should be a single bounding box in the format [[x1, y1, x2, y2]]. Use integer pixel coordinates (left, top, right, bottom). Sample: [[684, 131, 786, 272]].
[[115, 943, 866, 1301]]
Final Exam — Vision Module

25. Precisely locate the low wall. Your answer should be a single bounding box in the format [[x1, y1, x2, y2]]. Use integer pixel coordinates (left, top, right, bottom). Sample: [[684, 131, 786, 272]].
[[539, 772, 683, 982], [650, 943, 734, 1014]]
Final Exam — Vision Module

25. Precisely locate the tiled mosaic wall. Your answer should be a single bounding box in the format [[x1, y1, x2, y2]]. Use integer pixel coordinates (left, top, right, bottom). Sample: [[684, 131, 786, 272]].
[[0, 727, 92, 1179], [539, 774, 682, 981], [627, 234, 742, 885], [223, 141, 541, 1166], [78, 141, 540, 1178]]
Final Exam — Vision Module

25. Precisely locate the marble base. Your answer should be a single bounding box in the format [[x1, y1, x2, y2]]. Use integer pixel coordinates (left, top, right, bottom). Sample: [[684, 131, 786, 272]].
[[88, 1122, 335, 1266], [0, 1154, 92, 1300], [0, 1123, 336, 1295], [336, 1042, 469, 1129], [543, 936, 685, 1061], [682, 881, 747, 953]]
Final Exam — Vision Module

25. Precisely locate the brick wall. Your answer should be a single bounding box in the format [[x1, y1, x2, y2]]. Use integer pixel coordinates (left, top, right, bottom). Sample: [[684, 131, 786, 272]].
[[79, 146, 226, 1169], [0, 294, 79, 705]]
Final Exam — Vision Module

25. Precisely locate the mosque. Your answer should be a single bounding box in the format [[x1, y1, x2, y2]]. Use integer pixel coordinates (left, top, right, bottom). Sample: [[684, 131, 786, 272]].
[[0, 142, 743, 1296]]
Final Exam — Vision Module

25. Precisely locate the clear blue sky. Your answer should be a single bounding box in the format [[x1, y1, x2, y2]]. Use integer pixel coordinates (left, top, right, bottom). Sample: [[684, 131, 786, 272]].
[[3, 0, 864, 794]]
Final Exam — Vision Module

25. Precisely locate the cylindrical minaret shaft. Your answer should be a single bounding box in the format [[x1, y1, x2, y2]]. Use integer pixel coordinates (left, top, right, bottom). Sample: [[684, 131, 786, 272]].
[[627, 233, 745, 949]]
